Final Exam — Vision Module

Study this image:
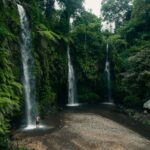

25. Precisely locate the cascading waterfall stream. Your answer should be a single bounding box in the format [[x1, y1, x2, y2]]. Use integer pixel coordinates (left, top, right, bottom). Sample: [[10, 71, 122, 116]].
[[67, 46, 79, 106], [17, 4, 37, 129], [42, 0, 47, 15], [104, 44, 113, 104]]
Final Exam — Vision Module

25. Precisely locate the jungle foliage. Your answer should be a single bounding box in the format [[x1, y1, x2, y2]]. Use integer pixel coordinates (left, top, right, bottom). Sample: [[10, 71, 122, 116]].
[[0, 0, 150, 149], [102, 0, 150, 108]]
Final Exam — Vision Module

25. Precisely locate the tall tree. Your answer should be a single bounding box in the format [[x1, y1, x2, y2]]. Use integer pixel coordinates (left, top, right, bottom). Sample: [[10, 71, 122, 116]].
[[131, 0, 150, 31], [58, 0, 84, 33], [101, 0, 132, 29], [71, 11, 105, 103]]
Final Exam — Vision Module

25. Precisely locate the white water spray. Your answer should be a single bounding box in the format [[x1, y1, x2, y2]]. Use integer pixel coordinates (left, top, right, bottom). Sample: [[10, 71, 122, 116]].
[[67, 46, 79, 106], [42, 0, 47, 15], [17, 4, 37, 128], [104, 44, 113, 104]]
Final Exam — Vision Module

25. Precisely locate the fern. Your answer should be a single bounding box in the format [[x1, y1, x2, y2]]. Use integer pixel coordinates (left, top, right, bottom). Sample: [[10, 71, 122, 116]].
[[36, 24, 60, 42], [38, 30, 58, 42], [0, 24, 16, 40]]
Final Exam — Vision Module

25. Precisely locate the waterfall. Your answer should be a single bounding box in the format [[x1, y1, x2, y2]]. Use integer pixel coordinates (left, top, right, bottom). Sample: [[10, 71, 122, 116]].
[[2, 0, 6, 6], [105, 44, 113, 104], [67, 46, 79, 106], [42, 0, 47, 15], [17, 4, 37, 128]]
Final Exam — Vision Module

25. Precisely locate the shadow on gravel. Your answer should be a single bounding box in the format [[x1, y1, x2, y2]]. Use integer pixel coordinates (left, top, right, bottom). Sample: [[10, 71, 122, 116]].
[[13, 104, 150, 141], [64, 104, 150, 140]]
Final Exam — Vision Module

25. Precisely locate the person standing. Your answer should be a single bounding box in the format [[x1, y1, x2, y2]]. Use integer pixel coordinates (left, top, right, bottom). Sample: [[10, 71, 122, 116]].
[[36, 115, 40, 127]]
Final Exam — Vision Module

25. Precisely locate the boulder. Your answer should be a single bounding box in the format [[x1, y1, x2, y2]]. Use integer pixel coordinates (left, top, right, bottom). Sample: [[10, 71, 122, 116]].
[[143, 100, 150, 110]]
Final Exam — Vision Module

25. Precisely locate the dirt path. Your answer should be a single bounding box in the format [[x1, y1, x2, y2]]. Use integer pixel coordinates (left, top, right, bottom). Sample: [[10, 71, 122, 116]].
[[14, 112, 150, 150]]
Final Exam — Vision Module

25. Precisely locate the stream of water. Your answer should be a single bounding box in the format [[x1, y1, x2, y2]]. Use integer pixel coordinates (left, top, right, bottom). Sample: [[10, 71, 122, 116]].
[[67, 46, 79, 107], [17, 4, 37, 129], [104, 44, 114, 105]]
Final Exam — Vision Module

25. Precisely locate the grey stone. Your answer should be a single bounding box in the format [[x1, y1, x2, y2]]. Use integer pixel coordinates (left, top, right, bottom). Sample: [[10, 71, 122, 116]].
[[143, 100, 150, 110]]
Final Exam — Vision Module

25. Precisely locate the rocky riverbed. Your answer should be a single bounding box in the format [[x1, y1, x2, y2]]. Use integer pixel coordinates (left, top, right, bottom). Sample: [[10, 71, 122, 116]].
[[13, 108, 150, 150]]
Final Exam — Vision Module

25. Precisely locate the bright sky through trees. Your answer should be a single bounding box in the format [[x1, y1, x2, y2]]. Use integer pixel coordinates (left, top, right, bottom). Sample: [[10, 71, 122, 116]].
[[84, 0, 101, 16], [84, 0, 115, 32]]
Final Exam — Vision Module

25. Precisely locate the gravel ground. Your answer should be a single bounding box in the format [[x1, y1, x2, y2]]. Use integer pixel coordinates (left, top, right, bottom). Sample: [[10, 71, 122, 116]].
[[14, 112, 150, 150]]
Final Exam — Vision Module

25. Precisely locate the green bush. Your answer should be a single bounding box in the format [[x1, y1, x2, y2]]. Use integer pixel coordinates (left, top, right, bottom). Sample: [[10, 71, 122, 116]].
[[124, 95, 141, 108], [79, 92, 100, 103]]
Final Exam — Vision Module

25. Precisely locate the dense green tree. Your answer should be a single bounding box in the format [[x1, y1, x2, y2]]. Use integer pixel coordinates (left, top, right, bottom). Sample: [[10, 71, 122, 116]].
[[101, 0, 132, 28], [0, 0, 150, 148], [107, 0, 150, 108], [71, 11, 106, 103], [0, 0, 22, 148], [0, 49, 22, 149], [57, 0, 84, 33]]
